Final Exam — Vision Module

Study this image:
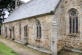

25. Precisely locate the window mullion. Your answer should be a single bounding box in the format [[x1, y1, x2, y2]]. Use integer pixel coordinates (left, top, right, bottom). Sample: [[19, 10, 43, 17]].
[[74, 17, 76, 33], [71, 17, 74, 33], [76, 17, 78, 33], [70, 17, 72, 33]]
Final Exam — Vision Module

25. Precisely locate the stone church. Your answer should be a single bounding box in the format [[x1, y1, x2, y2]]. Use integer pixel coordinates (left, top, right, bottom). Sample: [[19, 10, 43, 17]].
[[1, 0, 82, 55]]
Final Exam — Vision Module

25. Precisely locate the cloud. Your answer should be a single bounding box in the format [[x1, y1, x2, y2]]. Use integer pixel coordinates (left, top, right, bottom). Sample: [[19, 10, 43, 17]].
[[4, 10, 9, 18], [21, 0, 30, 3]]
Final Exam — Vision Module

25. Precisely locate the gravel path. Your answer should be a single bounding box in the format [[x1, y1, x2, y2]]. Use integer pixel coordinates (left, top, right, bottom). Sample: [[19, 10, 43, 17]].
[[0, 36, 50, 55]]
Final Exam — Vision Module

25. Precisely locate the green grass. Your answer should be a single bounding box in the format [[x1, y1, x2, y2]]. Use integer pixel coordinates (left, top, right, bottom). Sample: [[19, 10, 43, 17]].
[[0, 42, 19, 55]]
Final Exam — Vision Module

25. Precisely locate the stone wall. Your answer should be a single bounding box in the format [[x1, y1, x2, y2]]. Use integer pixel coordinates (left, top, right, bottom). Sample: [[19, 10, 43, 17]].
[[2, 14, 53, 51], [2, 0, 82, 54], [53, 0, 82, 51]]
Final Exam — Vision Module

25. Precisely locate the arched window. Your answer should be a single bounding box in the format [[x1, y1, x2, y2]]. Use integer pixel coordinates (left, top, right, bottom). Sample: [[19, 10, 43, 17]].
[[24, 25, 28, 44], [24, 25, 28, 37], [12, 26, 15, 40], [69, 9, 78, 34], [19, 23, 21, 40], [36, 20, 41, 39]]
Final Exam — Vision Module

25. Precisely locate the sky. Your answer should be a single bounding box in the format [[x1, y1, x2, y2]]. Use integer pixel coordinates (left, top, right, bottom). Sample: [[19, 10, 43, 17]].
[[21, 0, 30, 3], [4, 10, 9, 18]]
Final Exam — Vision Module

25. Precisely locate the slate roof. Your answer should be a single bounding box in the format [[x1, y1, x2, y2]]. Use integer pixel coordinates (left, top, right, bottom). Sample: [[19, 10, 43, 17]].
[[4, 0, 60, 23]]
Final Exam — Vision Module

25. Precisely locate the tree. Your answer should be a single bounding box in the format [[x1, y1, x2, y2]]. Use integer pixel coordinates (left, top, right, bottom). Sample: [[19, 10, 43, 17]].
[[0, 0, 15, 34]]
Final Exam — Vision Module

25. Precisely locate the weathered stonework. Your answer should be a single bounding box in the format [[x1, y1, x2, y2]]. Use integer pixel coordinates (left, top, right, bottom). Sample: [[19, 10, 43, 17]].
[[53, 0, 82, 52], [1, 0, 82, 55], [2, 14, 53, 51]]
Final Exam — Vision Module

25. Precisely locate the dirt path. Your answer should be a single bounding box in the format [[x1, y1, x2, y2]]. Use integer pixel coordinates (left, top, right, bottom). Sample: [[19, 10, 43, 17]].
[[58, 49, 82, 55], [0, 36, 50, 55]]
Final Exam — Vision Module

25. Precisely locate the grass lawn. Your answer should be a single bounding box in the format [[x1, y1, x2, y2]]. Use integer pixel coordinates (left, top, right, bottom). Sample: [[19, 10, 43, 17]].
[[0, 42, 19, 55]]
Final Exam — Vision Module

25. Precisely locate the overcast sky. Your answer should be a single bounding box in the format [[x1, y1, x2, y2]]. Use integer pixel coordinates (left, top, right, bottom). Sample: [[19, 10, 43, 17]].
[[21, 0, 30, 3]]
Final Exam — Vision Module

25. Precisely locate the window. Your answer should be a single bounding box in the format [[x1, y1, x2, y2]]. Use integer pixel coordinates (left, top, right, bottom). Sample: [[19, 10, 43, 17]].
[[19, 23, 21, 40], [17, 1, 22, 6], [12, 26, 15, 40], [24, 25, 28, 37], [36, 20, 41, 39], [5, 27, 8, 38], [24, 25, 28, 45], [69, 9, 78, 34], [9, 27, 12, 38]]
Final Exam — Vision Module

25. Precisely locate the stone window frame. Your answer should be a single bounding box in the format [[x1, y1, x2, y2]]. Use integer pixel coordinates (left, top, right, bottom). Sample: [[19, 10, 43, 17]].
[[17, 1, 22, 6], [68, 8, 79, 36], [24, 25, 28, 44], [12, 26, 15, 40], [24, 25, 28, 37], [19, 23, 21, 40], [5, 27, 8, 38], [36, 19, 42, 39]]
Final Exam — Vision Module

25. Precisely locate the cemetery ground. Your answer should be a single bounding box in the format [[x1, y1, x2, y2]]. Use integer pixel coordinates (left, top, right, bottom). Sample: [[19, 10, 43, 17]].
[[0, 35, 82, 55], [0, 35, 50, 55]]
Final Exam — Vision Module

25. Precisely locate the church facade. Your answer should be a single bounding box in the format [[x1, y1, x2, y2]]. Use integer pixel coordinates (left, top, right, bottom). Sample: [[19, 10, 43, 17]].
[[1, 0, 82, 55]]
